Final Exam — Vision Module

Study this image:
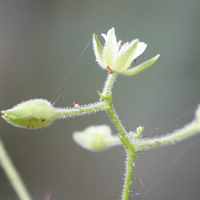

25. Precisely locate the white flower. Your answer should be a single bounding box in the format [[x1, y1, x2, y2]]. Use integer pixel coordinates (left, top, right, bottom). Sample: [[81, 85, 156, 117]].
[[93, 28, 160, 76]]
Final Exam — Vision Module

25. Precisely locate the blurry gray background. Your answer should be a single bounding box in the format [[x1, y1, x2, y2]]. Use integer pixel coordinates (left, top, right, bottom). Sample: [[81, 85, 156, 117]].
[[0, 0, 200, 200]]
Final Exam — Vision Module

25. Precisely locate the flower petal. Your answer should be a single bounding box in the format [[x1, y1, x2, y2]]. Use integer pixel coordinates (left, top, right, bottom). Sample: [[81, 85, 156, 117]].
[[132, 42, 147, 60], [93, 34, 105, 68], [101, 34, 107, 41], [101, 28, 113, 41], [102, 28, 118, 67], [113, 39, 139, 71]]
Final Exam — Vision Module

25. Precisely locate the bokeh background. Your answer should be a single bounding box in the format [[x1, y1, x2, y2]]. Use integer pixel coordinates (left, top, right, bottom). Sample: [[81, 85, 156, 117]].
[[0, 0, 200, 200]]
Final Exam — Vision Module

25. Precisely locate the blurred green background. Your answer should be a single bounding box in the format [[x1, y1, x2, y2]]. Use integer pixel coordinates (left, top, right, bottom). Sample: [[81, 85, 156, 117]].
[[0, 0, 200, 200]]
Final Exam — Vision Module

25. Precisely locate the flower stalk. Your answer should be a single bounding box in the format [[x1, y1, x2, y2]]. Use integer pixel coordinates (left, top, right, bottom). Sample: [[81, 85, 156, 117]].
[[54, 101, 106, 118], [102, 72, 117, 97]]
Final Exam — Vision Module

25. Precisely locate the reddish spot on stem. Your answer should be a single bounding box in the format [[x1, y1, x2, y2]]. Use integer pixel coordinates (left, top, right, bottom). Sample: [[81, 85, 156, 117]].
[[73, 102, 81, 109]]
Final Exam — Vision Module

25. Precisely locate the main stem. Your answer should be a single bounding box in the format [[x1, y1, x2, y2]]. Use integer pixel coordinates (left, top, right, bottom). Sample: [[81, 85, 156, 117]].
[[106, 105, 136, 200], [106, 105, 132, 150], [102, 72, 136, 200], [101, 72, 132, 148], [123, 149, 136, 200]]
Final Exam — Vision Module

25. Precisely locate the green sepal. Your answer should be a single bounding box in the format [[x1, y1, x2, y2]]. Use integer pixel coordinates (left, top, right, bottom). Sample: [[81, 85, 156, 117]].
[[113, 39, 138, 71], [93, 34, 104, 68], [121, 54, 160, 76]]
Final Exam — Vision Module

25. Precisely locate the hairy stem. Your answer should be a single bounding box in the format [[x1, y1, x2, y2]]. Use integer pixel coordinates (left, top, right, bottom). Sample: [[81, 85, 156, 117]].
[[122, 149, 136, 200], [0, 138, 31, 200], [54, 101, 106, 118], [102, 72, 117, 97], [106, 104, 135, 200], [102, 72, 136, 200], [133, 120, 199, 151], [106, 104, 132, 149]]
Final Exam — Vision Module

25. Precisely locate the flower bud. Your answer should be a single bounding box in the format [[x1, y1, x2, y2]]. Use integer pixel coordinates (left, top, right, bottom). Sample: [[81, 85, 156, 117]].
[[73, 125, 112, 151], [1, 99, 55, 129]]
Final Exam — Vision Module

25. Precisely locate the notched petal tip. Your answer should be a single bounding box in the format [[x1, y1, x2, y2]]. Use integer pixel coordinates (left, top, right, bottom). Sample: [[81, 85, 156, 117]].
[[132, 42, 147, 60]]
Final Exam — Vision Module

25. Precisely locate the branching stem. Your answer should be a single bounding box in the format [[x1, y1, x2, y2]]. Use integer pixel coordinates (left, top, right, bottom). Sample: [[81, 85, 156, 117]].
[[133, 120, 199, 151], [2, 68, 200, 200], [101, 72, 137, 200]]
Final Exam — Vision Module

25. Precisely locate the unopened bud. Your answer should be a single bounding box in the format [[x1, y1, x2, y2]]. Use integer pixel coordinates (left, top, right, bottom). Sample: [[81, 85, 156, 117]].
[[1, 99, 55, 129], [73, 125, 112, 151]]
